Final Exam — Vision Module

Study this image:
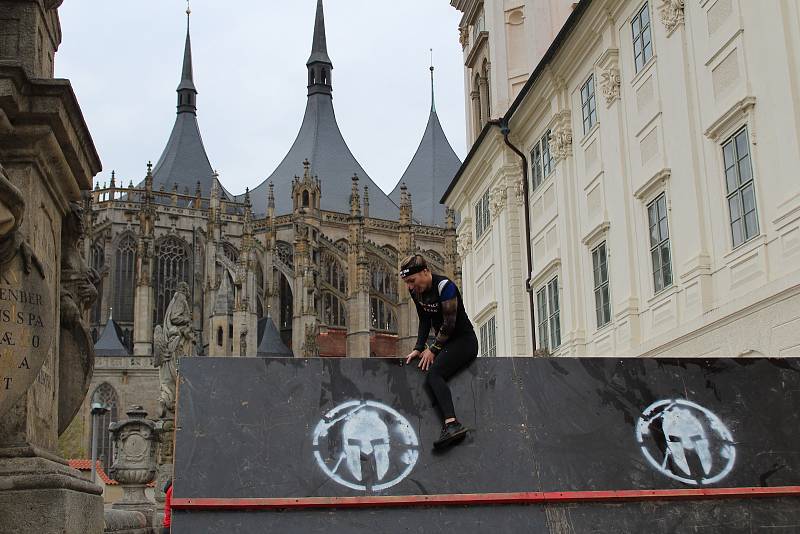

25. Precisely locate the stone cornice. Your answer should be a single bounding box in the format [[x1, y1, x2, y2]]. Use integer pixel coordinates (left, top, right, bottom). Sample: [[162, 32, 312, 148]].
[[0, 63, 101, 193]]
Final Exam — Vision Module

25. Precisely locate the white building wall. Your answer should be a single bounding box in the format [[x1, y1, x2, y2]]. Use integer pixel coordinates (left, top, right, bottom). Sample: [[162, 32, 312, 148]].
[[447, 0, 800, 358]]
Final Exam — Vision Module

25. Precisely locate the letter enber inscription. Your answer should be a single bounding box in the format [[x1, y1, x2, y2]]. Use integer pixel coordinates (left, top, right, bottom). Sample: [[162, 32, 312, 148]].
[[0, 256, 53, 416]]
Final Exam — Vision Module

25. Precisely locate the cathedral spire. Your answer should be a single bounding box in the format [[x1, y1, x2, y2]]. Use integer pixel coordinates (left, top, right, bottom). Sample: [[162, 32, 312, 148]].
[[177, 4, 197, 114], [430, 49, 436, 113], [306, 0, 333, 96]]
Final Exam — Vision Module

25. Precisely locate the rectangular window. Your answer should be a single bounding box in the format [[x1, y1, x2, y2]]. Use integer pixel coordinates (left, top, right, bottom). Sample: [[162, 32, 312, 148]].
[[541, 130, 554, 177], [475, 188, 491, 240], [536, 277, 561, 351], [536, 287, 549, 350], [592, 242, 611, 328], [530, 130, 555, 193], [647, 193, 673, 293], [632, 2, 653, 73], [480, 316, 496, 357], [530, 142, 543, 191], [581, 75, 597, 135], [723, 127, 759, 248]]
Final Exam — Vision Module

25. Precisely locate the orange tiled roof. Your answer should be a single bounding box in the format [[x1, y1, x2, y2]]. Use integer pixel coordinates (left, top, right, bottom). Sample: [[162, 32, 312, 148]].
[[68, 459, 158, 488]]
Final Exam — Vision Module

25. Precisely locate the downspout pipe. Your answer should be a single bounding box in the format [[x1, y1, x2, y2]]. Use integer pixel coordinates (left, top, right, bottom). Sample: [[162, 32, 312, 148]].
[[500, 118, 537, 354]]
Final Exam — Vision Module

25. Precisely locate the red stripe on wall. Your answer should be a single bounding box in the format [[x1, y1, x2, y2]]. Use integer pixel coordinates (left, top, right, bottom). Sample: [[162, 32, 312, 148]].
[[172, 486, 800, 511]]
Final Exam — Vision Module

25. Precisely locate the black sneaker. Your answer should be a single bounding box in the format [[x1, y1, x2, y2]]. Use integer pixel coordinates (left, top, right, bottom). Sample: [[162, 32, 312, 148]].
[[433, 421, 469, 449]]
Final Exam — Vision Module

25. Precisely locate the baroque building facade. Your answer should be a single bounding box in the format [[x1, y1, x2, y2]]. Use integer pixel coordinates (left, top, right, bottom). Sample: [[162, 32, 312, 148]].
[[64, 0, 463, 461], [443, 0, 800, 358]]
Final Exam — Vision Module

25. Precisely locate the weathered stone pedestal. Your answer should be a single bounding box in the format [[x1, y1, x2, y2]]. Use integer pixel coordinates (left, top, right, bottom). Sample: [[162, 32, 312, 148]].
[[0, 449, 104, 534]]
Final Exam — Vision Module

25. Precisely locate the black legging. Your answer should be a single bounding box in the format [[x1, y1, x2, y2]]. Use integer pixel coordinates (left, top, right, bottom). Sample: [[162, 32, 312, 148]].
[[425, 331, 479, 421]]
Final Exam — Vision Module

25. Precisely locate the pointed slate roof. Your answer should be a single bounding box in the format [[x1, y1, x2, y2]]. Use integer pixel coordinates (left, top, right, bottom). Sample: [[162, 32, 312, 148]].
[[256, 316, 293, 357], [389, 68, 462, 226], [307, 0, 331, 65], [248, 0, 398, 218], [149, 9, 217, 198], [94, 316, 130, 356]]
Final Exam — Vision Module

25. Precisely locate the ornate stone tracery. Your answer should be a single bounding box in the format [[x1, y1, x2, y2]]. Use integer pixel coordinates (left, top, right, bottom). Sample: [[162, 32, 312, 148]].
[[551, 111, 574, 162], [489, 185, 507, 220], [600, 65, 621, 106]]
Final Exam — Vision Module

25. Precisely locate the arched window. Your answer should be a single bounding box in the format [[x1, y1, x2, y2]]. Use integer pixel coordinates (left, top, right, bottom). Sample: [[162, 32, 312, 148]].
[[302, 190, 310, 207], [370, 297, 397, 333], [91, 383, 119, 472], [276, 241, 294, 267], [222, 242, 239, 264], [322, 68, 328, 85], [113, 234, 137, 323], [323, 254, 346, 294], [217, 327, 223, 347], [322, 291, 347, 327], [370, 261, 397, 299], [279, 273, 293, 347], [90, 241, 104, 324], [255, 261, 265, 318], [153, 236, 190, 327]]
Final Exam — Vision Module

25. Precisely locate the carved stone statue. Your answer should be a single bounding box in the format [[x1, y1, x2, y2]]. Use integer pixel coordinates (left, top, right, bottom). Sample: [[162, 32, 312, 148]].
[[302, 322, 319, 358], [153, 282, 194, 419], [239, 326, 247, 356], [59, 200, 99, 434], [0, 165, 43, 277]]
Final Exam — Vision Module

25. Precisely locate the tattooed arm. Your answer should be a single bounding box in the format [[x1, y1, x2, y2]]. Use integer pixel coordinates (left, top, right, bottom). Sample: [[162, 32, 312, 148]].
[[413, 298, 432, 352], [429, 297, 458, 355]]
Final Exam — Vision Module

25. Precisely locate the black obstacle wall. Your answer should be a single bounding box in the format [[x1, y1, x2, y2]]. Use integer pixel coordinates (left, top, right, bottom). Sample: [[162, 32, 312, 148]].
[[172, 357, 800, 533]]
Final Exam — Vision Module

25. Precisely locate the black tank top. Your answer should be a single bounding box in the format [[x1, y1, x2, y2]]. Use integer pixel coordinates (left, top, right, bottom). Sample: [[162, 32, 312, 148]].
[[411, 274, 474, 348]]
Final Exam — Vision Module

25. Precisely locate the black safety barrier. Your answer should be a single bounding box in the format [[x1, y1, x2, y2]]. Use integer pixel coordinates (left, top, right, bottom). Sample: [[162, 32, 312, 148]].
[[171, 357, 800, 533]]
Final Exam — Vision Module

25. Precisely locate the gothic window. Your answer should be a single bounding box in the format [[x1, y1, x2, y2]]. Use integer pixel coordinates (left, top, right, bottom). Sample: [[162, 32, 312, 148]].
[[153, 236, 191, 327], [222, 242, 239, 264], [370, 297, 397, 333], [90, 241, 104, 324], [302, 190, 309, 207], [255, 262, 265, 319], [382, 245, 398, 263], [279, 272, 293, 348], [323, 253, 346, 294], [113, 234, 136, 323], [322, 291, 347, 327], [276, 241, 294, 267], [370, 261, 397, 299], [91, 383, 118, 473], [217, 327, 223, 347], [425, 250, 444, 268]]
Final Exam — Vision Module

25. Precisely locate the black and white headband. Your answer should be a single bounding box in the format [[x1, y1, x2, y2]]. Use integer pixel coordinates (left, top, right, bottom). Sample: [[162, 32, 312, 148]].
[[400, 265, 425, 278]]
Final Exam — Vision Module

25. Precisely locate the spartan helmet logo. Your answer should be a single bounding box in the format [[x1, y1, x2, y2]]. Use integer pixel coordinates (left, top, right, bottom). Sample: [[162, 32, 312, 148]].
[[312, 400, 420, 492], [661, 406, 712, 477], [342, 409, 390, 481], [637, 399, 736, 486]]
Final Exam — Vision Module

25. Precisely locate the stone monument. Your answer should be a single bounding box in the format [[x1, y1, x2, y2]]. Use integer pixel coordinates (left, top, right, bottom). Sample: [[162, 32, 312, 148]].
[[0, 1, 104, 532]]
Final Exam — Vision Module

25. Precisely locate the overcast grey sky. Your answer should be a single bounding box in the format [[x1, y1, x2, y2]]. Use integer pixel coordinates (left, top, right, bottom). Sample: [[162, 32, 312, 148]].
[[55, 1, 467, 197]]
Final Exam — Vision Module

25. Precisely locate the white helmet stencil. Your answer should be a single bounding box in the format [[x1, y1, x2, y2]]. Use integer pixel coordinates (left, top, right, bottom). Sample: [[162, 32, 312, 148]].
[[313, 400, 419, 491], [636, 399, 735, 485], [342, 408, 390, 481]]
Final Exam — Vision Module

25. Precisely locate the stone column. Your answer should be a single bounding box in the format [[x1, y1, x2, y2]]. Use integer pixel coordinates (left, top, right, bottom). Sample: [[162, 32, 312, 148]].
[[0, 3, 104, 532]]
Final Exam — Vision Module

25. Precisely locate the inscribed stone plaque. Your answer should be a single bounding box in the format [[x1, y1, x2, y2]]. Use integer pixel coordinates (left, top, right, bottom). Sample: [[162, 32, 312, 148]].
[[0, 254, 53, 417]]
